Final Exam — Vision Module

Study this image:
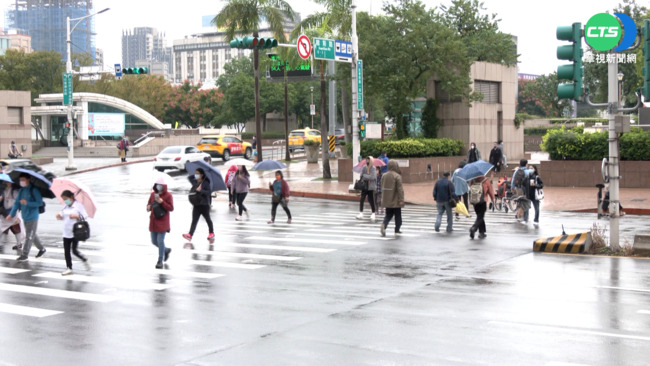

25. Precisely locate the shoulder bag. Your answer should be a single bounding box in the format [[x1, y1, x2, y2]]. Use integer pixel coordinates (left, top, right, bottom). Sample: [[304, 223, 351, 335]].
[[152, 201, 167, 218], [73, 215, 91, 242]]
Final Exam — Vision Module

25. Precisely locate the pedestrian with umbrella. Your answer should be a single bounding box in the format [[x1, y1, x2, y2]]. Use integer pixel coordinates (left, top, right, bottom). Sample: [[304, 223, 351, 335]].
[[0, 175, 24, 251], [451, 160, 469, 218], [468, 176, 495, 239], [50, 177, 98, 219], [233, 165, 251, 221], [56, 190, 91, 275], [355, 156, 379, 222], [147, 177, 174, 269], [6, 172, 47, 261], [183, 168, 215, 243]]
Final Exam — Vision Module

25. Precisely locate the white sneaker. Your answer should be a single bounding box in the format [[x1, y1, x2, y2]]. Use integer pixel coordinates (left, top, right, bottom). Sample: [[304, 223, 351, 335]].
[[235, 215, 243, 221], [370, 213, 376, 222], [355, 213, 364, 220], [83, 260, 92, 271], [62, 268, 73, 276], [245, 210, 250, 219]]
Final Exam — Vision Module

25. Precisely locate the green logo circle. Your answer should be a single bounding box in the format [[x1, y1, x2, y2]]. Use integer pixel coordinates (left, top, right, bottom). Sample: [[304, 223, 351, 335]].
[[585, 13, 622, 51]]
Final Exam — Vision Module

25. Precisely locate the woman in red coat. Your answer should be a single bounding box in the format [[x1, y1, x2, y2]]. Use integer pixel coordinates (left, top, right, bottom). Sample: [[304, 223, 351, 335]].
[[147, 178, 174, 269]]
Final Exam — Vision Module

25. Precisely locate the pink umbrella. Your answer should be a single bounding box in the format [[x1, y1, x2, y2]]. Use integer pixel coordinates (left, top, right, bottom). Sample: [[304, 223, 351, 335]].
[[50, 178, 97, 218], [353, 158, 386, 173]]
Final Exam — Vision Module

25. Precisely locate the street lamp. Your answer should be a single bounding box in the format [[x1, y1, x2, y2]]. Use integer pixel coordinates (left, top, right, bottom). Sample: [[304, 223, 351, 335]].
[[310, 86, 314, 129], [65, 7, 110, 171], [617, 71, 624, 108]]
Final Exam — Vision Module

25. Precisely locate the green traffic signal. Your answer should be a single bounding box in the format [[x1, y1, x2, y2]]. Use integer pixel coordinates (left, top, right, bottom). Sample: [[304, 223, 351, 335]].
[[642, 19, 650, 100], [230, 36, 278, 49], [556, 22, 583, 101], [358, 121, 366, 140], [123, 67, 149, 75]]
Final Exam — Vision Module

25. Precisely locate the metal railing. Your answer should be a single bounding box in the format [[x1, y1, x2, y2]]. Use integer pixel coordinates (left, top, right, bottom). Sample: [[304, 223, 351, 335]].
[[270, 139, 287, 161], [133, 131, 164, 145]]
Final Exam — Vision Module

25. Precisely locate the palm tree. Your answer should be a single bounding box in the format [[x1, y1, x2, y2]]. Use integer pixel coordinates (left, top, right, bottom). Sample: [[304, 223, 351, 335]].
[[214, 0, 295, 162]]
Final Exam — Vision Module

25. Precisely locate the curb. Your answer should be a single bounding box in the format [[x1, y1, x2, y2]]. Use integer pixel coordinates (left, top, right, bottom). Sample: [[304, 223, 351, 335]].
[[62, 158, 154, 177], [533, 232, 592, 253], [571, 208, 650, 216]]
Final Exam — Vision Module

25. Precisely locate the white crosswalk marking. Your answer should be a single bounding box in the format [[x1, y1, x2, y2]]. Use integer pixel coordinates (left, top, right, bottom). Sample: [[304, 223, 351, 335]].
[[185, 248, 301, 261], [0, 283, 117, 302], [0, 266, 31, 274], [245, 236, 366, 246], [189, 260, 265, 269], [220, 243, 335, 253], [0, 303, 62, 317], [33, 272, 174, 291]]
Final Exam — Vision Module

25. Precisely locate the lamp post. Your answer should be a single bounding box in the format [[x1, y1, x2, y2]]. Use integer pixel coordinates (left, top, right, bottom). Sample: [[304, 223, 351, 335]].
[[65, 7, 110, 171], [310, 86, 314, 129]]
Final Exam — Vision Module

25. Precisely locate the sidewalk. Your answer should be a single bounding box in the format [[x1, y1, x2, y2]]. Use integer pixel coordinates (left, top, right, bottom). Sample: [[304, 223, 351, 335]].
[[40, 157, 650, 214]]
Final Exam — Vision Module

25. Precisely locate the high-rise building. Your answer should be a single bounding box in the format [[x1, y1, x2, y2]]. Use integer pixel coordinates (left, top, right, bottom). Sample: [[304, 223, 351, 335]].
[[122, 27, 172, 79], [5, 0, 96, 61]]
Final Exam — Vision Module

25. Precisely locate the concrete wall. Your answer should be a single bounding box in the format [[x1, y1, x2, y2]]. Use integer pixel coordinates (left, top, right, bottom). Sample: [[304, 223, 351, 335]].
[[539, 160, 650, 188], [0, 91, 32, 158], [427, 61, 523, 163]]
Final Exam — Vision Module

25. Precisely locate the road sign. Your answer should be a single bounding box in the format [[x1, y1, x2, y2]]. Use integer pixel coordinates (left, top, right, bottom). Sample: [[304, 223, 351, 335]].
[[314, 38, 335, 61], [335, 40, 353, 63], [310, 104, 316, 115], [297, 35, 312, 60], [114, 63, 122, 77], [62, 72, 73, 106], [357, 60, 363, 110]]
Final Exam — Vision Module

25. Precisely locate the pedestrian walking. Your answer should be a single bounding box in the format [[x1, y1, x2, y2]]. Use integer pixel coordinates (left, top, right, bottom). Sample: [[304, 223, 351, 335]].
[[379, 160, 404, 237], [375, 168, 383, 215], [379, 151, 389, 174], [234, 165, 251, 221], [6, 173, 46, 261], [467, 142, 481, 163], [56, 190, 91, 275], [118, 136, 129, 163], [147, 178, 174, 269], [356, 156, 377, 222], [183, 168, 214, 242], [225, 165, 238, 209], [268, 170, 292, 224], [8, 141, 22, 159], [528, 165, 544, 226], [489, 142, 503, 180], [252, 136, 257, 150], [451, 161, 470, 216], [468, 177, 495, 239], [511, 159, 533, 223], [0, 180, 24, 251], [497, 140, 507, 167], [433, 171, 454, 233]]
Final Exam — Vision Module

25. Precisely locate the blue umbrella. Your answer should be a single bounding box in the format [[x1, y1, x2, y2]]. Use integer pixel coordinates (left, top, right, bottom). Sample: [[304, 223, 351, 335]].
[[455, 160, 494, 182], [0, 173, 12, 184], [185, 160, 227, 192], [253, 160, 287, 171], [8, 168, 56, 199]]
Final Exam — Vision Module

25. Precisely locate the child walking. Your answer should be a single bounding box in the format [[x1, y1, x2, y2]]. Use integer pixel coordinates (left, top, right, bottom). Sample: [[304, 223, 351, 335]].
[[56, 190, 91, 275]]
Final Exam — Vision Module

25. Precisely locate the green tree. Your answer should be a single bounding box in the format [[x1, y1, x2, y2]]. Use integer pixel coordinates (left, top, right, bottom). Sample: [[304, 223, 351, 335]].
[[214, 0, 295, 162], [517, 73, 569, 117], [421, 98, 440, 138], [0, 50, 65, 103]]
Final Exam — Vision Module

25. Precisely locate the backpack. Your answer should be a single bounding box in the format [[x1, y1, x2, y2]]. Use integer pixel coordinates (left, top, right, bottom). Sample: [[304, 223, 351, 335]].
[[227, 172, 236, 187], [513, 168, 526, 188], [29, 186, 46, 214], [469, 182, 484, 204]]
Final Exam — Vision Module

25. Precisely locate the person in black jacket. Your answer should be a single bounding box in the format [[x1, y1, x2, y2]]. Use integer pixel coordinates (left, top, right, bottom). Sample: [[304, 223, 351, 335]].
[[183, 168, 214, 242], [433, 171, 454, 233], [527, 165, 544, 226], [488, 142, 503, 180]]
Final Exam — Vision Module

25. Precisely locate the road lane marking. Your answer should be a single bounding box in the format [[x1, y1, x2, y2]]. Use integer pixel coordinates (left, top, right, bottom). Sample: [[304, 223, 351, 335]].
[[88, 263, 225, 279], [305, 228, 419, 238], [220, 243, 335, 253], [0, 253, 69, 266], [637, 310, 650, 315], [33, 273, 173, 291], [597, 286, 650, 293], [0, 303, 62, 317], [0, 266, 31, 274], [489, 320, 650, 342], [189, 260, 265, 269], [245, 236, 365, 246], [0, 283, 117, 302], [185, 249, 301, 261]]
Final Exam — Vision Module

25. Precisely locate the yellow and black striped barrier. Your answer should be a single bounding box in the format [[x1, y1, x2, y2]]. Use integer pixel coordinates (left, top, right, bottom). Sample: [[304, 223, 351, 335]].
[[328, 136, 335, 152], [533, 232, 592, 253]]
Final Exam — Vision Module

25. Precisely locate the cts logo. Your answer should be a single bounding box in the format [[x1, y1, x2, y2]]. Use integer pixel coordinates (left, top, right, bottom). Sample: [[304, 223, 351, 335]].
[[585, 13, 637, 52]]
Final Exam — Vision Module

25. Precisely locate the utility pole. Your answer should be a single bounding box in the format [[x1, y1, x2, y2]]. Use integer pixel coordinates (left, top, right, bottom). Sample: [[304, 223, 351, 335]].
[[607, 58, 621, 250], [351, 0, 360, 167]]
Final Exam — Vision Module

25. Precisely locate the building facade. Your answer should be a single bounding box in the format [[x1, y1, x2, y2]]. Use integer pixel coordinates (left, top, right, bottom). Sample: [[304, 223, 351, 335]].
[[6, 0, 95, 61], [121, 27, 173, 78], [0, 91, 32, 158]]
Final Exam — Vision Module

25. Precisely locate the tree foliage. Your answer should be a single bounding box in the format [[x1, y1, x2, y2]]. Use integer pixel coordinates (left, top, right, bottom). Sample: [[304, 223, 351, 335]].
[[421, 98, 440, 138], [517, 73, 570, 117], [0, 50, 64, 103]]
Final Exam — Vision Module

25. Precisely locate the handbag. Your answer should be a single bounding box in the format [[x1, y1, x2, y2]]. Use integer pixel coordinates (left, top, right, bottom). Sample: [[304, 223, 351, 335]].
[[73, 216, 90, 242], [188, 182, 202, 206], [535, 188, 544, 201], [152, 201, 167, 218], [354, 179, 368, 191]]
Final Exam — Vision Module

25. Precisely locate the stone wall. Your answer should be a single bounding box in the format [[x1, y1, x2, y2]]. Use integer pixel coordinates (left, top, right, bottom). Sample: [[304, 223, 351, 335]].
[[539, 160, 650, 188], [339, 156, 466, 183]]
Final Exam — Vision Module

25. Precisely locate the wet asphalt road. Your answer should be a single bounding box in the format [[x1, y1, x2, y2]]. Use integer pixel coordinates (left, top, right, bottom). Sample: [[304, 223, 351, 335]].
[[0, 163, 649, 366]]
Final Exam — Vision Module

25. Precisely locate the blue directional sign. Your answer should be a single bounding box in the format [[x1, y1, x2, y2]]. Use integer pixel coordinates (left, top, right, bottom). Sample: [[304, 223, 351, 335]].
[[335, 40, 353, 63], [114, 63, 122, 77]]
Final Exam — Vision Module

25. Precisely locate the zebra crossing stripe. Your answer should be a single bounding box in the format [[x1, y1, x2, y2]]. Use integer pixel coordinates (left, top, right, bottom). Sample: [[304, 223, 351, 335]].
[[186, 249, 301, 261], [33, 272, 174, 291], [0, 283, 117, 302], [0, 266, 31, 274], [88, 263, 225, 280], [190, 260, 265, 269], [0, 303, 62, 317], [220, 243, 335, 253], [245, 236, 365, 246]]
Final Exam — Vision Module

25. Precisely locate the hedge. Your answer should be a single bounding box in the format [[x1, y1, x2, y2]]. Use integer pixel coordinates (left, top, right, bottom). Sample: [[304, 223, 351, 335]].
[[242, 131, 287, 140], [346, 138, 463, 159], [541, 127, 650, 160]]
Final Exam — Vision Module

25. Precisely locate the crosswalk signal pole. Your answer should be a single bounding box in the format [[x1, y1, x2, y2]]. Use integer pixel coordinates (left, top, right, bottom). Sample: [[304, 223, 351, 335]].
[[351, 0, 360, 170]]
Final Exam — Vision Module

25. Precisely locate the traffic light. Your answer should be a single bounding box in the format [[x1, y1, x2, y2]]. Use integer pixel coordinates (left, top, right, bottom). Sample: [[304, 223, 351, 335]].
[[642, 20, 650, 100], [123, 67, 149, 75], [230, 36, 278, 49], [556, 22, 584, 101], [358, 120, 366, 140]]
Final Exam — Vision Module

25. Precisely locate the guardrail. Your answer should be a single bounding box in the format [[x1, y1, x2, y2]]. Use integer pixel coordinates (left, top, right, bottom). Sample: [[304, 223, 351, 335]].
[[270, 139, 287, 161]]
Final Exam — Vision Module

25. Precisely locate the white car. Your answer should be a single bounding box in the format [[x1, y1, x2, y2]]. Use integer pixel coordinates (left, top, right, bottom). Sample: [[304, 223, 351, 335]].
[[154, 146, 211, 172]]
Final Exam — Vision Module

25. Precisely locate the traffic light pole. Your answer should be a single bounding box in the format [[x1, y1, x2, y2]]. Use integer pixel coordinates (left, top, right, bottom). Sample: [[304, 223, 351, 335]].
[[351, 0, 360, 170], [65, 15, 76, 171], [607, 59, 621, 250]]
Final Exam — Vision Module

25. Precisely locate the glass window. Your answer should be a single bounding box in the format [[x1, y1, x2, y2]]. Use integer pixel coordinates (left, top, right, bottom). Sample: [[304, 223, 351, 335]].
[[474, 80, 501, 103], [230, 137, 242, 144], [199, 138, 217, 144], [290, 131, 305, 137], [161, 147, 182, 154], [7, 107, 22, 124]]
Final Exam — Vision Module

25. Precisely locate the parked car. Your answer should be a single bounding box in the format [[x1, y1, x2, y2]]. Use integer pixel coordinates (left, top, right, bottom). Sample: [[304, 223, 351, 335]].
[[334, 128, 345, 145], [288, 128, 322, 153], [0, 159, 56, 181], [197, 135, 252, 161], [153, 146, 211, 172]]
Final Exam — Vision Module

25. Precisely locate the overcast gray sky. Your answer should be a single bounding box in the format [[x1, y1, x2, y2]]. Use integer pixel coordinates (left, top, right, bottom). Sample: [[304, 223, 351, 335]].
[[1, 0, 623, 75]]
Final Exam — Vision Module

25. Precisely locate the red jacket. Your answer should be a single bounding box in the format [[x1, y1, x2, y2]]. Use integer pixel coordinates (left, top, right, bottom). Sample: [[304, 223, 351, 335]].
[[148, 183, 174, 233]]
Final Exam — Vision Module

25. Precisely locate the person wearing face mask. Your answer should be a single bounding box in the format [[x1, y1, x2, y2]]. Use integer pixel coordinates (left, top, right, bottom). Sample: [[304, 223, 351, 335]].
[[56, 190, 91, 275], [147, 178, 174, 269], [6, 174, 46, 262], [467, 142, 481, 163], [0, 180, 24, 251], [268, 170, 291, 224], [183, 168, 214, 242]]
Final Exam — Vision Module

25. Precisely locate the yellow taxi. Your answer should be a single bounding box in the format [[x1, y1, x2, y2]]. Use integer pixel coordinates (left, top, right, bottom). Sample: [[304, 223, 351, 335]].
[[197, 135, 252, 161], [288, 128, 321, 153]]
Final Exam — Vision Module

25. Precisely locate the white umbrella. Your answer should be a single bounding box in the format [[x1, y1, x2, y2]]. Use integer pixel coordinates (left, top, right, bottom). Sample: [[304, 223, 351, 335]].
[[150, 170, 177, 190], [223, 158, 255, 168]]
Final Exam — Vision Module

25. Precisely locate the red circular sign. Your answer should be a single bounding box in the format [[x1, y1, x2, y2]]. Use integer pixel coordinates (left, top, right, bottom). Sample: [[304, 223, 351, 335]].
[[297, 35, 311, 60]]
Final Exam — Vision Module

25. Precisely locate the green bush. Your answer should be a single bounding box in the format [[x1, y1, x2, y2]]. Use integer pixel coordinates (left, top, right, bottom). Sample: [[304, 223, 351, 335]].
[[358, 138, 463, 158], [541, 127, 650, 160], [525, 127, 551, 136], [242, 131, 287, 140], [303, 139, 318, 146]]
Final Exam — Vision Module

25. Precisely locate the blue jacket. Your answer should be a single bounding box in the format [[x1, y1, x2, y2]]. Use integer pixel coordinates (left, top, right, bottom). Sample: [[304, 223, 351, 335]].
[[9, 184, 42, 222], [433, 177, 453, 203], [379, 155, 389, 173]]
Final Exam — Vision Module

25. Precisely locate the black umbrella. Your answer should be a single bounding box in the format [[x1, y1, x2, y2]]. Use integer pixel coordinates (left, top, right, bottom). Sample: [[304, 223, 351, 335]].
[[8, 168, 56, 199]]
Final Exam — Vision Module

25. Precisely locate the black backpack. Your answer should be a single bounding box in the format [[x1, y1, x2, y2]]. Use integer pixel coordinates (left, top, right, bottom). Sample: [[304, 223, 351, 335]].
[[29, 186, 46, 214]]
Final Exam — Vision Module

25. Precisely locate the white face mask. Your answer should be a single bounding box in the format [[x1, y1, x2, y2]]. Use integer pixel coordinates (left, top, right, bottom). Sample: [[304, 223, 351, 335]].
[[195, 174, 201, 180], [19, 181, 28, 188]]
